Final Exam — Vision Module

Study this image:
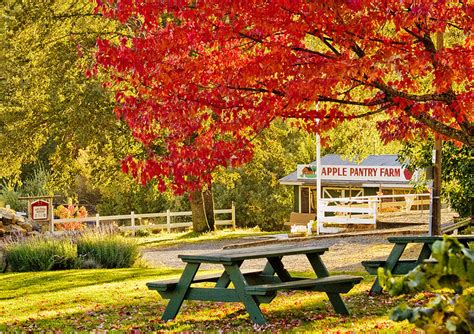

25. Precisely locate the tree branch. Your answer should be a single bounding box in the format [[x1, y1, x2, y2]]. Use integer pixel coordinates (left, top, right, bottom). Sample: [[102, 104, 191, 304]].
[[291, 46, 335, 59], [404, 107, 474, 147], [375, 82, 455, 103], [226, 85, 387, 107], [239, 32, 334, 59]]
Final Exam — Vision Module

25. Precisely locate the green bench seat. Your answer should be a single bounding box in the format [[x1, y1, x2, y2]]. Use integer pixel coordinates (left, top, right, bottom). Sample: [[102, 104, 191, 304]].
[[245, 275, 363, 296], [361, 260, 418, 275], [147, 269, 264, 292]]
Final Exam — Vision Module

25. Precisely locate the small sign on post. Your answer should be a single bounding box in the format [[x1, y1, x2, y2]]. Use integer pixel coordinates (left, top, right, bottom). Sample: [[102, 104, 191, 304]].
[[31, 200, 49, 221]]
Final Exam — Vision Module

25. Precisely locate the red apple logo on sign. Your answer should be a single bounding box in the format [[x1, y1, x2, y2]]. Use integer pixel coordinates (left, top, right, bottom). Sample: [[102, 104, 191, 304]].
[[403, 168, 413, 180]]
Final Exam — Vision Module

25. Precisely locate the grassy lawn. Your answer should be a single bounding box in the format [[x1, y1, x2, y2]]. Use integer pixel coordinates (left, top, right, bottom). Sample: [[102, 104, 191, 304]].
[[0, 268, 418, 332]]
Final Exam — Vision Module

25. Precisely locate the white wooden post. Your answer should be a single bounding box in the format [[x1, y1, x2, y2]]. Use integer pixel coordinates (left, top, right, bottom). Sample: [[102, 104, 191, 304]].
[[316, 116, 322, 235], [50, 214, 55, 233], [371, 200, 377, 226], [96, 213, 100, 228], [131, 211, 135, 236], [317, 199, 324, 234], [166, 209, 171, 233], [231, 202, 236, 229]]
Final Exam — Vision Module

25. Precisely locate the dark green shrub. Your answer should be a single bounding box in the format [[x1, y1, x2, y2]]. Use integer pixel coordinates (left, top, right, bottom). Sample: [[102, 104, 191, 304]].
[[379, 236, 474, 333], [4, 237, 77, 272], [135, 228, 151, 237], [77, 234, 139, 268]]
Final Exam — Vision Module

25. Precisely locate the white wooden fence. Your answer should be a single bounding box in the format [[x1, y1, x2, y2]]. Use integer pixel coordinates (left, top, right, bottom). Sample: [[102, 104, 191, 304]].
[[317, 197, 379, 234], [316, 193, 430, 234], [51, 203, 236, 233]]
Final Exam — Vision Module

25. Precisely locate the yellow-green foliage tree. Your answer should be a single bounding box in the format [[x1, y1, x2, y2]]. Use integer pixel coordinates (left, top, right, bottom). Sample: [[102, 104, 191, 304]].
[[0, 0, 124, 187], [213, 120, 315, 230], [0, 0, 179, 215], [212, 115, 402, 231]]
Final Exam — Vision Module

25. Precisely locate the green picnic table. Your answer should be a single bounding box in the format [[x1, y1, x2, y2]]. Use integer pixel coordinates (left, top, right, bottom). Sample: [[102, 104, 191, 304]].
[[362, 235, 474, 295], [147, 243, 362, 324]]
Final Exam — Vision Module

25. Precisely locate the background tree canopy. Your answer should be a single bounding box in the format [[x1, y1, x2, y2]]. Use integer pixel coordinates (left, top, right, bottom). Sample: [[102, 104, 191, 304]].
[[0, 0, 469, 231], [400, 140, 473, 217], [93, 0, 472, 195], [1, 0, 120, 184], [0, 0, 184, 215]]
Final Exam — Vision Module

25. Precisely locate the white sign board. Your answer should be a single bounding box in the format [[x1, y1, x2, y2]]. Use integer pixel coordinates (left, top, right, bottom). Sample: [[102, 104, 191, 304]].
[[297, 164, 413, 182], [31, 199, 50, 221], [33, 206, 48, 220]]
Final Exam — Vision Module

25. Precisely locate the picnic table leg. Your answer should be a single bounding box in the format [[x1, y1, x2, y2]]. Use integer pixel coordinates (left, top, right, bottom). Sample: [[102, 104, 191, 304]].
[[306, 253, 350, 315], [215, 261, 243, 288], [162, 263, 200, 321], [370, 243, 407, 295], [267, 257, 292, 282], [415, 243, 432, 265], [224, 264, 267, 325], [262, 261, 276, 276]]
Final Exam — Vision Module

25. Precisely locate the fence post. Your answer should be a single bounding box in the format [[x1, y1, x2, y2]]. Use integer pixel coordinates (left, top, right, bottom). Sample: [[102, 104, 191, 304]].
[[371, 200, 377, 226], [231, 202, 236, 229], [131, 211, 135, 236], [166, 209, 171, 233], [96, 213, 100, 228], [50, 215, 54, 233]]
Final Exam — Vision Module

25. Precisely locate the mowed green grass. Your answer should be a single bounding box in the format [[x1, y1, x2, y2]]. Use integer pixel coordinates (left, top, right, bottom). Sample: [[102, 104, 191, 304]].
[[0, 268, 418, 332]]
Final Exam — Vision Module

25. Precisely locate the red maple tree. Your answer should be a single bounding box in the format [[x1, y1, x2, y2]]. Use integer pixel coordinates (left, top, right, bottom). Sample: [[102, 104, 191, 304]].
[[93, 0, 473, 194]]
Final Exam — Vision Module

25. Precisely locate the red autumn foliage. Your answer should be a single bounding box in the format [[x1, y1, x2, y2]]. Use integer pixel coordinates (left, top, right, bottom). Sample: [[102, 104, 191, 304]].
[[92, 0, 473, 194]]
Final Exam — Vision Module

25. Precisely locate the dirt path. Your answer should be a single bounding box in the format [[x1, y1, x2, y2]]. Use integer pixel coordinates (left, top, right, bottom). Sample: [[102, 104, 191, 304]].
[[141, 234, 425, 272]]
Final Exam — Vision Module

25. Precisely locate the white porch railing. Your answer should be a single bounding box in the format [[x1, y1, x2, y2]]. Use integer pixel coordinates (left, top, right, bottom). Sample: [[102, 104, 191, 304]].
[[51, 203, 236, 233]]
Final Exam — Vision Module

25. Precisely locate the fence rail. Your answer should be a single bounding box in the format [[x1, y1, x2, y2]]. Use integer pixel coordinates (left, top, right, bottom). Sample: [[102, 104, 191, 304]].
[[316, 193, 430, 234], [317, 198, 378, 234], [51, 203, 236, 233]]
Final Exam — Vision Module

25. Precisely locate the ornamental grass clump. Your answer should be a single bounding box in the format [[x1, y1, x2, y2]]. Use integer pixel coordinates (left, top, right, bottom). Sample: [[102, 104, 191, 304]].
[[77, 233, 139, 269], [3, 237, 77, 272]]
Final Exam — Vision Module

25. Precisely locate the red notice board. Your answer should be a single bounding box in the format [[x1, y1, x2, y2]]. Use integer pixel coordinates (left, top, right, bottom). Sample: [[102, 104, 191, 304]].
[[31, 200, 49, 221]]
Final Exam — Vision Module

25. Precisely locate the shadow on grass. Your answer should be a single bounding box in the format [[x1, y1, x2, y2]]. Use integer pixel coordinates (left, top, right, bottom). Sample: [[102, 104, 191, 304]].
[[0, 268, 181, 300]]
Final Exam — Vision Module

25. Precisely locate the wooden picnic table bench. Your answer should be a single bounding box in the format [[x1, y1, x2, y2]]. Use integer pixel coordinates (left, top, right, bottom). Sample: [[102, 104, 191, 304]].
[[147, 243, 362, 324], [362, 235, 474, 295]]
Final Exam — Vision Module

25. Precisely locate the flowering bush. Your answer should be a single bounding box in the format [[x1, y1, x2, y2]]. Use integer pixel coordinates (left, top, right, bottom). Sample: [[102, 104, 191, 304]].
[[54, 203, 88, 231]]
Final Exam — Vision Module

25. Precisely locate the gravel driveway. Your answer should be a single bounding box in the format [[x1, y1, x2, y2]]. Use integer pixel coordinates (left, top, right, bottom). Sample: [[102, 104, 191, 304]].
[[141, 234, 425, 272]]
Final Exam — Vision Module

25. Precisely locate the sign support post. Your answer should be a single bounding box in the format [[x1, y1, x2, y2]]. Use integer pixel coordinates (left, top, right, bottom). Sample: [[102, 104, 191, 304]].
[[316, 128, 322, 234], [315, 104, 322, 234]]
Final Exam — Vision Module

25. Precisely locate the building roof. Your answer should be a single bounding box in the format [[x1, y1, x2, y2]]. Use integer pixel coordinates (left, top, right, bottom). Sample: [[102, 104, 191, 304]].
[[312, 154, 402, 166], [279, 154, 410, 187]]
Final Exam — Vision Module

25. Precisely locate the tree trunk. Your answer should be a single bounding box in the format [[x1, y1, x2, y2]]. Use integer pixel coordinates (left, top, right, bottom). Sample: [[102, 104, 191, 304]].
[[190, 190, 209, 233], [190, 189, 215, 233], [430, 32, 444, 236], [202, 189, 215, 231]]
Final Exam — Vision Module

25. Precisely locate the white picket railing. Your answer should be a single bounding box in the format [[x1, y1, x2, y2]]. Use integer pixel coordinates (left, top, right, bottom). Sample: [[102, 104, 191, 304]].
[[51, 203, 236, 233]]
